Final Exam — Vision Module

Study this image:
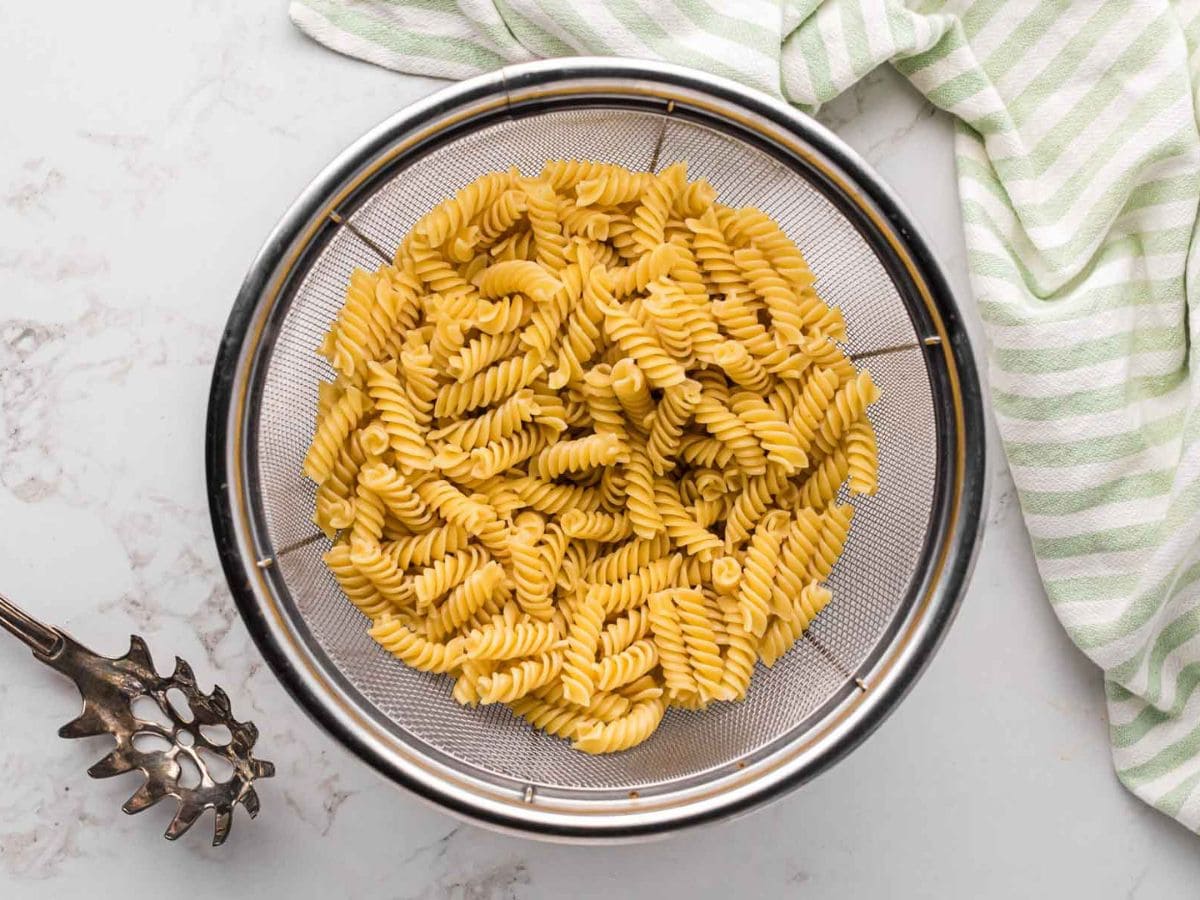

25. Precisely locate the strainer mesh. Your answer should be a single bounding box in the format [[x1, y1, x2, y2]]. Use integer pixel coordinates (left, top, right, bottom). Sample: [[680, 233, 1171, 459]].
[[251, 108, 937, 793]]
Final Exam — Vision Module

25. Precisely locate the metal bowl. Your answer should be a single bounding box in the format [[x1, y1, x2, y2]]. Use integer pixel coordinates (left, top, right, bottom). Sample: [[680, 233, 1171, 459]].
[[206, 57, 986, 840]]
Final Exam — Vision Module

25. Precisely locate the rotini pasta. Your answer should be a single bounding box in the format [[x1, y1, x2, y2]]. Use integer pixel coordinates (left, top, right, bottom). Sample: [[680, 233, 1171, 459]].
[[304, 161, 879, 754]]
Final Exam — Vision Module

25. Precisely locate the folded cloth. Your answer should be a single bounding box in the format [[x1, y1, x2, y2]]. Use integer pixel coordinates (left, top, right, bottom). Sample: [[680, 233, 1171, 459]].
[[291, 0, 1200, 831]]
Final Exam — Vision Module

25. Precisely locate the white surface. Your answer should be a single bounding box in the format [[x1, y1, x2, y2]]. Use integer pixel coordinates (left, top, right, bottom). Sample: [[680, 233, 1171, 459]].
[[1, 4, 1198, 898]]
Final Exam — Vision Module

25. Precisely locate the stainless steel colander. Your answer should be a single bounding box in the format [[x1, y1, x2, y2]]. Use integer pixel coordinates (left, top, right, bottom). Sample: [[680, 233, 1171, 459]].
[[206, 58, 986, 839]]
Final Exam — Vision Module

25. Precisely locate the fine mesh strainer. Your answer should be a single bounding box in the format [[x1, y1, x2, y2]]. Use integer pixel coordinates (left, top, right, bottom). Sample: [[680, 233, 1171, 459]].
[[206, 58, 985, 839]]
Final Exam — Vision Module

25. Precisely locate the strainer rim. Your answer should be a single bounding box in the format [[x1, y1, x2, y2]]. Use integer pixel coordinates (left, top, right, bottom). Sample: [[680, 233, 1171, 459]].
[[206, 56, 986, 839]]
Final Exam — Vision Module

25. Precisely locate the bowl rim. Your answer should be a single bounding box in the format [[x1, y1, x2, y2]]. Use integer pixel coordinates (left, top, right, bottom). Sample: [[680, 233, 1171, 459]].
[[205, 56, 987, 840]]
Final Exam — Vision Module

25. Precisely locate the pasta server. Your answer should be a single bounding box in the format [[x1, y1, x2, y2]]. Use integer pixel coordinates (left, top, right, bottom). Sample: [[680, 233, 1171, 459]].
[[0, 592, 274, 845]]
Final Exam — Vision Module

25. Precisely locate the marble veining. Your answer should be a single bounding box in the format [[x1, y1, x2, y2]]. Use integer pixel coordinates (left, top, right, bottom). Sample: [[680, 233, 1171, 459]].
[[3, 4, 1200, 898]]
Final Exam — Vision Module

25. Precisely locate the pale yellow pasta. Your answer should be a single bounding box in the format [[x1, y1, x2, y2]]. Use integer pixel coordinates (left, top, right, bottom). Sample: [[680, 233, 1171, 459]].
[[411, 546, 492, 609], [466, 621, 561, 660], [303, 385, 369, 483], [845, 420, 879, 495], [304, 161, 879, 754], [369, 618, 464, 673], [596, 639, 659, 691]]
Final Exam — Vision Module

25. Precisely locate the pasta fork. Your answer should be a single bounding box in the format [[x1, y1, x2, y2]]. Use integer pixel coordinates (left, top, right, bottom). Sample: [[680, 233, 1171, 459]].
[[0, 592, 273, 845]]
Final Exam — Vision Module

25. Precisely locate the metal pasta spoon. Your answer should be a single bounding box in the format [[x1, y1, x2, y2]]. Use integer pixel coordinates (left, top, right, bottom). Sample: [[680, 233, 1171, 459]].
[[0, 592, 274, 845]]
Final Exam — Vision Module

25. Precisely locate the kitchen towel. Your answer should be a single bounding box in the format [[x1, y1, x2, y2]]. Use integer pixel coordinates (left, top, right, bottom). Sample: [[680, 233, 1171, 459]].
[[290, 0, 1200, 831]]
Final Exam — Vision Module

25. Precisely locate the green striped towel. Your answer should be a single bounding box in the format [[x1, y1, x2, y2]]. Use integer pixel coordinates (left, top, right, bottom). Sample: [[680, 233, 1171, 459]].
[[290, 0, 1200, 830]]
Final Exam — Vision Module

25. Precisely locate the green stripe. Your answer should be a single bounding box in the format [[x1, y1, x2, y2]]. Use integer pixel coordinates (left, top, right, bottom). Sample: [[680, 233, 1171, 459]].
[[794, 7, 837, 101], [1157, 768, 1200, 818], [926, 69, 991, 110], [995, 13, 1173, 175], [967, 226, 1193, 291], [1120, 718, 1200, 787], [297, 0, 509, 69], [496, 0, 578, 56], [1004, 410, 1184, 469], [961, 0, 1008, 40], [1109, 583, 1200, 686], [992, 374, 1184, 421], [838, 0, 875, 79], [963, 198, 1194, 276], [993, 327, 1184, 375], [893, 18, 963, 76], [603, 0, 764, 91], [1032, 521, 1162, 560], [961, 123, 1198, 232], [979, 1, 1071, 85], [1112, 662, 1200, 748], [1076, 563, 1200, 654], [670, 0, 777, 54], [978, 281, 1183, 327], [1002, 0, 1136, 129], [1020, 468, 1176, 516], [1046, 573, 1142, 604]]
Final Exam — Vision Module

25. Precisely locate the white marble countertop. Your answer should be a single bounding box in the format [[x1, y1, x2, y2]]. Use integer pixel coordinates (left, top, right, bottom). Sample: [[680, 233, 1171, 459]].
[[3, 4, 1200, 898]]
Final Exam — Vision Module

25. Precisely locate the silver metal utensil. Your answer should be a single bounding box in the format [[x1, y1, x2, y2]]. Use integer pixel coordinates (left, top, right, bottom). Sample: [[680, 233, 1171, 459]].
[[0, 592, 274, 845]]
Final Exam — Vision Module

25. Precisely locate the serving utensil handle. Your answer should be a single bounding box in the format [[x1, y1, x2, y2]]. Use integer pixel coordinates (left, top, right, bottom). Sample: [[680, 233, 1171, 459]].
[[0, 592, 62, 658]]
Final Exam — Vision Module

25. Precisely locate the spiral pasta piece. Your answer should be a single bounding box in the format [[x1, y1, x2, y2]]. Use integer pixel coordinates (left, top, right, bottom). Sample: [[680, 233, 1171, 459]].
[[469, 426, 547, 479], [713, 339, 771, 394], [575, 168, 653, 207], [383, 523, 472, 570], [610, 241, 680, 298], [584, 554, 682, 616], [508, 695, 599, 740], [789, 366, 841, 453], [609, 356, 655, 426], [653, 476, 723, 560], [599, 607, 652, 659], [359, 462, 437, 532], [599, 299, 687, 389], [815, 369, 880, 456], [686, 207, 749, 298], [673, 587, 728, 702], [303, 386, 369, 483], [630, 162, 686, 254], [465, 621, 561, 661], [737, 511, 788, 637], [473, 258, 561, 303], [429, 389, 538, 451], [476, 294, 534, 334], [477, 651, 564, 704], [411, 546, 492, 609], [595, 639, 659, 691], [364, 360, 433, 471], [479, 189, 528, 244], [694, 376, 768, 475], [730, 391, 807, 475], [758, 584, 833, 666], [561, 593, 604, 705], [369, 618, 464, 673], [733, 245, 805, 345], [647, 589, 698, 698], [414, 170, 510, 248], [522, 179, 569, 271], [426, 561, 505, 641], [797, 447, 850, 509], [325, 543, 392, 619], [434, 352, 544, 418], [561, 510, 633, 543], [529, 432, 626, 479], [845, 420, 879, 496], [415, 477, 498, 533]]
